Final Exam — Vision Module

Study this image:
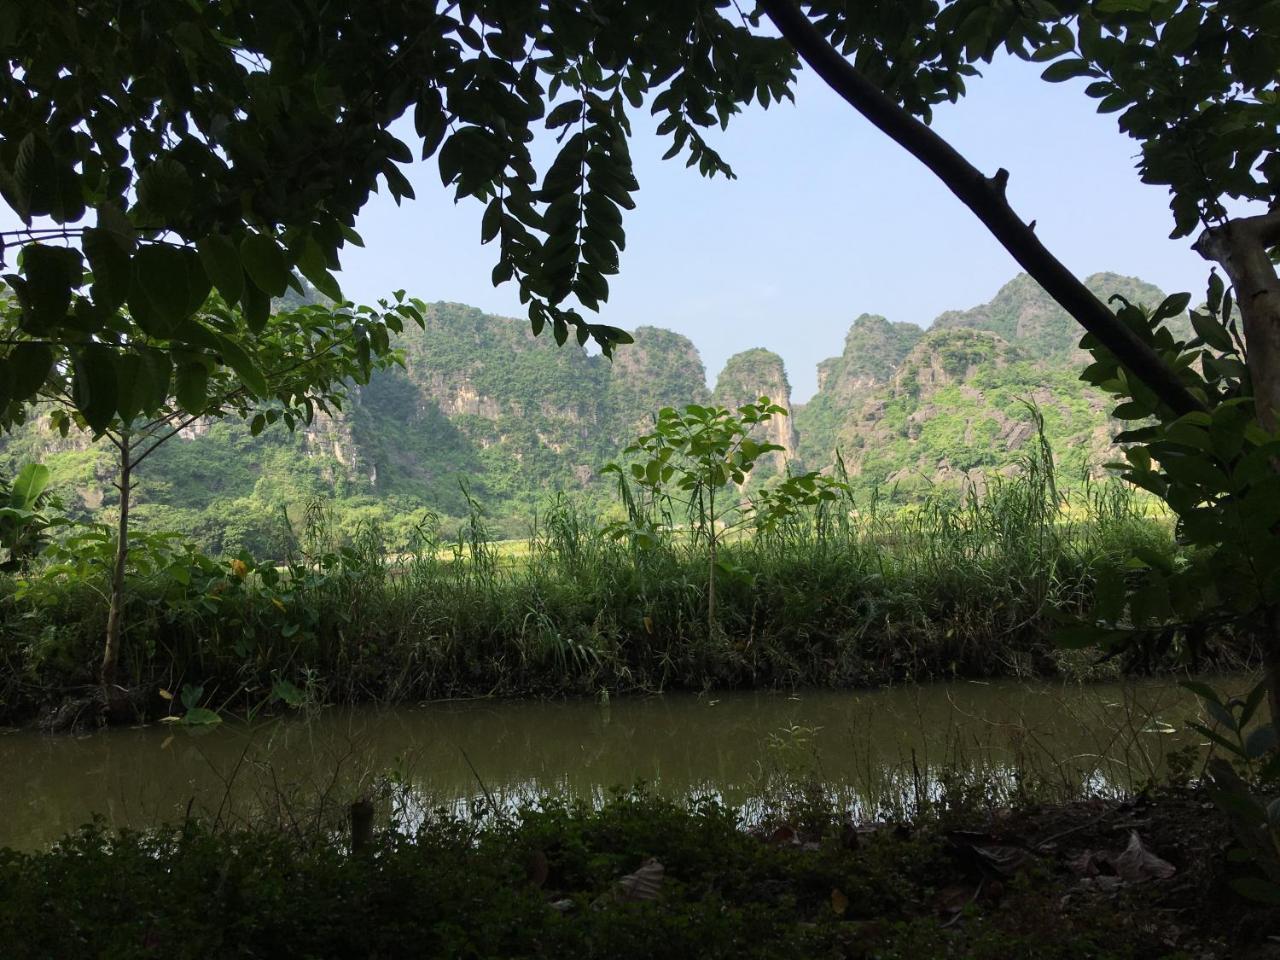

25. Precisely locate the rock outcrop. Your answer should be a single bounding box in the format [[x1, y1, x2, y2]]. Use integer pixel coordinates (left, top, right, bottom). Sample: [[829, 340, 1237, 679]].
[[712, 348, 799, 475]]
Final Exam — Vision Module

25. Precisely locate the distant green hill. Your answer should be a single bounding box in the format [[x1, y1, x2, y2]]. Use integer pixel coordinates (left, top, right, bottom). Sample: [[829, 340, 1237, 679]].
[[0, 272, 1184, 555], [791, 273, 1169, 500]]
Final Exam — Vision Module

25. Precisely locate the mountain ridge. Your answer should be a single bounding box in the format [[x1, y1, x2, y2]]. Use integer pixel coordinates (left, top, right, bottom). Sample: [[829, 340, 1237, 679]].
[[0, 271, 1172, 551]]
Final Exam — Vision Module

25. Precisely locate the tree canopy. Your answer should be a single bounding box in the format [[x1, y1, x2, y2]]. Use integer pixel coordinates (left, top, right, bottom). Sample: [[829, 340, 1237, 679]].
[[5, 2, 1275, 437], [0, 0, 797, 392]]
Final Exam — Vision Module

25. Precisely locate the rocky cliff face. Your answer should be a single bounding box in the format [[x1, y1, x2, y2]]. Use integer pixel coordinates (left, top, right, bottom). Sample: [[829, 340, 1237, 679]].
[[794, 275, 1157, 499], [712, 348, 798, 475], [827, 326, 1105, 496], [794, 314, 923, 466], [608, 325, 711, 432], [348, 308, 715, 514]]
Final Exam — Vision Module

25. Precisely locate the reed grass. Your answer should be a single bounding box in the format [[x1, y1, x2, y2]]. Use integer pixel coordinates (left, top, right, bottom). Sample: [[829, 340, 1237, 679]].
[[0, 432, 1221, 721]]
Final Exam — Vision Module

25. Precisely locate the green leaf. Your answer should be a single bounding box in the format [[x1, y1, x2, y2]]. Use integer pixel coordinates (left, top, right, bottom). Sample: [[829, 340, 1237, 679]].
[[1179, 680, 1224, 706], [19, 244, 82, 333], [295, 236, 342, 301], [1152, 292, 1191, 323], [240, 233, 290, 298], [271, 677, 306, 708], [1189, 720, 1246, 757], [179, 706, 222, 726], [71, 343, 119, 434], [1112, 401, 1153, 420], [9, 462, 50, 510], [243, 283, 270, 333], [130, 244, 196, 335], [175, 361, 210, 416], [215, 334, 268, 397], [8, 343, 54, 402], [1240, 681, 1269, 728], [136, 350, 173, 414], [114, 352, 144, 426], [82, 227, 132, 311], [197, 234, 245, 305], [546, 99, 584, 129], [1231, 878, 1280, 906], [1040, 59, 1096, 83], [1191, 311, 1234, 352], [11, 132, 82, 222], [136, 157, 193, 221], [1207, 272, 1225, 313]]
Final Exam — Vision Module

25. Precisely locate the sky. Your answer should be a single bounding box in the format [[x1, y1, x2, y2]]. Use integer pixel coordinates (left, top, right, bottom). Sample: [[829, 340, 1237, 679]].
[[338, 53, 1213, 401]]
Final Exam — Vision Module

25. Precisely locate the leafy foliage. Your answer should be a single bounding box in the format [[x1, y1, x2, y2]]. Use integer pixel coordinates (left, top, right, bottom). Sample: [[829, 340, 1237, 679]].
[[4, 787, 1257, 960], [0, 434, 1183, 725], [1064, 274, 1269, 664], [792, 0, 1278, 239], [0, 462, 62, 571], [0, 0, 807, 405]]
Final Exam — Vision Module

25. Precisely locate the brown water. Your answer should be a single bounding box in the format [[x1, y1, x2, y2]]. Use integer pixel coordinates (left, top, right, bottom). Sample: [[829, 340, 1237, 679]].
[[0, 677, 1243, 850]]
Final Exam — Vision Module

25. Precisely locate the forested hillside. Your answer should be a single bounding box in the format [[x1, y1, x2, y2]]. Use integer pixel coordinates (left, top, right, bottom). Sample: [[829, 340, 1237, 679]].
[[0, 272, 1178, 554]]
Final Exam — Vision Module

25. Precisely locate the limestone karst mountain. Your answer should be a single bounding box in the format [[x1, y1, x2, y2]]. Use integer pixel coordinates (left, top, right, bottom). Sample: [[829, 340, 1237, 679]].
[[712, 348, 799, 477], [0, 271, 1179, 552]]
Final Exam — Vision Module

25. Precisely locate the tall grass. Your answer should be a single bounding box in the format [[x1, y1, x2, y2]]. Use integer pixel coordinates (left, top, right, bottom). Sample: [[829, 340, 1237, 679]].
[[0, 430, 1209, 721]]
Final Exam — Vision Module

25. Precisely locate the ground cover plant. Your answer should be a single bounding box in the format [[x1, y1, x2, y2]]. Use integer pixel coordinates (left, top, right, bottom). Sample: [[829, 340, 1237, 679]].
[[1, 781, 1276, 960]]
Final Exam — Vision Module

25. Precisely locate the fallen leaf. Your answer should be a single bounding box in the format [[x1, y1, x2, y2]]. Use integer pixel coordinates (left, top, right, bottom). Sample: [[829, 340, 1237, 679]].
[[1113, 831, 1175, 882], [971, 845, 1034, 877], [615, 858, 664, 902], [831, 887, 849, 916]]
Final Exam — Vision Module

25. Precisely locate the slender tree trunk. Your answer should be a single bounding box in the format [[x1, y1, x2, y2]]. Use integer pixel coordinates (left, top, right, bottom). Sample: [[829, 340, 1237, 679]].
[[101, 434, 131, 694], [1264, 607, 1280, 728], [706, 485, 717, 638], [1195, 209, 1280, 723]]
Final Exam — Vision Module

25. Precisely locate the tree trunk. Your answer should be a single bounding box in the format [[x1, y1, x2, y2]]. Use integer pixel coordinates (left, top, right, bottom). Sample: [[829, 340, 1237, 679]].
[[707, 486, 717, 638], [1194, 211, 1280, 429], [101, 435, 131, 694], [1195, 209, 1280, 723], [1264, 607, 1280, 730]]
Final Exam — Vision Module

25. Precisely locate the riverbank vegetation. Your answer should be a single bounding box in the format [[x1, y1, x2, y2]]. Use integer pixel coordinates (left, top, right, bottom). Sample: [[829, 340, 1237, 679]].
[[2, 781, 1274, 959], [0, 423, 1231, 728]]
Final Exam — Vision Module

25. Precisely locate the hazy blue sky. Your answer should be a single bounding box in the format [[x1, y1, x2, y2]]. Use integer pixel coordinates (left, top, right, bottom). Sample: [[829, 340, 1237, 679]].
[[339, 53, 1212, 400]]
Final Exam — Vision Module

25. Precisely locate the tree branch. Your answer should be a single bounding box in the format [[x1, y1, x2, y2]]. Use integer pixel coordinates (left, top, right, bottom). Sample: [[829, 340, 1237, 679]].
[[128, 414, 201, 472], [760, 0, 1204, 417]]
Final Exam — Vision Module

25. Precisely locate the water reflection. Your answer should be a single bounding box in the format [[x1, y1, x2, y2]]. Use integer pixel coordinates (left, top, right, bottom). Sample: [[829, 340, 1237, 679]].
[[0, 677, 1245, 849]]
